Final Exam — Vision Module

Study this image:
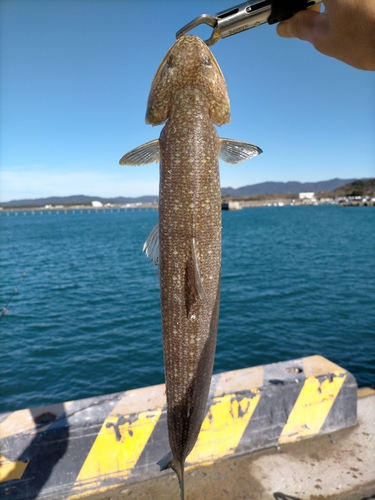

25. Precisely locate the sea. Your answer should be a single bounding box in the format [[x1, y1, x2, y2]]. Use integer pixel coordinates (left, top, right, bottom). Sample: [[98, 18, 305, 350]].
[[0, 205, 374, 413]]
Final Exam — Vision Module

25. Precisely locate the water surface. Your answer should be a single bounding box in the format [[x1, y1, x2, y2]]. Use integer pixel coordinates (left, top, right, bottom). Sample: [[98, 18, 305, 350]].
[[1, 205, 374, 412]]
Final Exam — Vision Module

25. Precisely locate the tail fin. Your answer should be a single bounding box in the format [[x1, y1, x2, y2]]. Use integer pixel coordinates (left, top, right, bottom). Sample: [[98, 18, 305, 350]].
[[157, 451, 185, 500], [172, 459, 184, 500]]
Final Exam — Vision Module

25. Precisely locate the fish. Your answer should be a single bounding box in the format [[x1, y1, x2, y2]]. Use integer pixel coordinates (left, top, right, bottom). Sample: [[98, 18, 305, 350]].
[[119, 35, 262, 499]]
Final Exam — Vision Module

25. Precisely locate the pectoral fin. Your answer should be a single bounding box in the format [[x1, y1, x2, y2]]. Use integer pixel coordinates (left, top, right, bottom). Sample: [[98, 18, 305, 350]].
[[219, 138, 262, 164], [119, 139, 160, 166], [185, 238, 207, 315]]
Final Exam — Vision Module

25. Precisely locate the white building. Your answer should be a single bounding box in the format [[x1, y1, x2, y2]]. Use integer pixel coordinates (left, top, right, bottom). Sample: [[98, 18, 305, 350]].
[[91, 200, 103, 208], [299, 192, 315, 200]]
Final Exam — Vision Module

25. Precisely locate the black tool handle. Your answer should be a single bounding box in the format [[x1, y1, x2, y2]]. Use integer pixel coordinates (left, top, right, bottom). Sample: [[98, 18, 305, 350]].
[[268, 0, 310, 24]]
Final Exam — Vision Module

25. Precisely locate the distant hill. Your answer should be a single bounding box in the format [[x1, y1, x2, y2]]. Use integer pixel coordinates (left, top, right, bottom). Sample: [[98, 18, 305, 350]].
[[1, 178, 369, 207], [330, 178, 375, 197], [221, 178, 359, 197], [0, 194, 158, 208]]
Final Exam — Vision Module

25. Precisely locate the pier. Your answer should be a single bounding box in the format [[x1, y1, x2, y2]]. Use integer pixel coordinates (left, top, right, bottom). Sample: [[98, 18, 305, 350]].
[[0, 204, 158, 217]]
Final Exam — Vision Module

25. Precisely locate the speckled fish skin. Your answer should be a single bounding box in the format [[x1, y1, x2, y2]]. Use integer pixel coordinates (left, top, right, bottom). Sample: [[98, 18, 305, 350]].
[[119, 35, 262, 499], [148, 36, 228, 494]]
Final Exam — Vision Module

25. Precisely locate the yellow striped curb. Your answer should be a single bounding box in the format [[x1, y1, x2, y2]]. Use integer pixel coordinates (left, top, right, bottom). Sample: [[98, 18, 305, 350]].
[[0, 355, 357, 500]]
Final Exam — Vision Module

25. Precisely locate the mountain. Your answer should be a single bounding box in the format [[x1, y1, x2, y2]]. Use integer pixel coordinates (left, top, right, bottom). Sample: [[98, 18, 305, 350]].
[[0, 194, 158, 208], [1, 178, 368, 207], [221, 178, 359, 197]]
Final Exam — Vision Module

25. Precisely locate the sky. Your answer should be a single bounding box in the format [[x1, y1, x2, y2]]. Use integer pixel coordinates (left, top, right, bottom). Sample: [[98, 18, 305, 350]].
[[0, 0, 374, 202]]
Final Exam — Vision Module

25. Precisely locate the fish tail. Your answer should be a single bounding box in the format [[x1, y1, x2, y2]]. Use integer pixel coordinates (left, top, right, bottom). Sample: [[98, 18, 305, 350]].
[[157, 451, 185, 500], [173, 459, 185, 500]]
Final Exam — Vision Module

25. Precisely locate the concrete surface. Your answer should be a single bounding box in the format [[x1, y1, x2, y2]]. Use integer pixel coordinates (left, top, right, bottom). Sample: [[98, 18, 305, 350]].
[[87, 390, 375, 500]]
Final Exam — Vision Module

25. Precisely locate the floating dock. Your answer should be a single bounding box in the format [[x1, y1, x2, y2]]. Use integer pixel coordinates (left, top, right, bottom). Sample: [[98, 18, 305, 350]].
[[1, 355, 374, 500]]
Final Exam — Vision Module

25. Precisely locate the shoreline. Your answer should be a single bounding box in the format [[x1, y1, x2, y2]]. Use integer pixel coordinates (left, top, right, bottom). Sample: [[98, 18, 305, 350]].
[[0, 197, 374, 213]]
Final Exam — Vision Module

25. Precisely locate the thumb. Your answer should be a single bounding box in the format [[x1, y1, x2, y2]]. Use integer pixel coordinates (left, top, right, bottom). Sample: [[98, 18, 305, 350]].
[[276, 8, 325, 43]]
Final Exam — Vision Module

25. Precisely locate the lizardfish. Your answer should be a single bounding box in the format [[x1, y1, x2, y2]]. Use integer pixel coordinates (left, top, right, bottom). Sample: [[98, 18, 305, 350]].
[[120, 35, 262, 499]]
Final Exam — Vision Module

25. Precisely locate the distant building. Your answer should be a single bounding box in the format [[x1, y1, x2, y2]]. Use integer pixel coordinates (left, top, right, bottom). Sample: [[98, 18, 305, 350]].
[[299, 192, 315, 200], [222, 201, 242, 210], [91, 201, 103, 208]]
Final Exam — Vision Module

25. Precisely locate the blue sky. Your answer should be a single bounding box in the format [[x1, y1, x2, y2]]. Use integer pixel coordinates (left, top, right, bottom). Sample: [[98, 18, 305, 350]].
[[0, 0, 374, 202]]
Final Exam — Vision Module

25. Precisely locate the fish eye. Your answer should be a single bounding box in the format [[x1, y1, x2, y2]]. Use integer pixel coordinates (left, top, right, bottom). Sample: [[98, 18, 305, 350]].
[[202, 56, 212, 67], [166, 55, 174, 68]]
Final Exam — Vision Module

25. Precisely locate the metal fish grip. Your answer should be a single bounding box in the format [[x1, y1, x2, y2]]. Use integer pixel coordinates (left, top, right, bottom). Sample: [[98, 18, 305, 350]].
[[176, 0, 322, 46]]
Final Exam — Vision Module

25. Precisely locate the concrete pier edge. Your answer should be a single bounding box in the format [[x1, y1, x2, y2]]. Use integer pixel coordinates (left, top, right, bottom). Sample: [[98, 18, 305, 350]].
[[1, 355, 371, 500]]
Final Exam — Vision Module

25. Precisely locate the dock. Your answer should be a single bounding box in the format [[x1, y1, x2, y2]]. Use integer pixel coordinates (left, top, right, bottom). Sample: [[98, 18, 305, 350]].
[[0, 204, 157, 217]]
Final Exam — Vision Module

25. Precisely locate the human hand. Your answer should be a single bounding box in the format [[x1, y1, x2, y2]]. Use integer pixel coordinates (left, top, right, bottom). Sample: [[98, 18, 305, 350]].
[[276, 0, 375, 70]]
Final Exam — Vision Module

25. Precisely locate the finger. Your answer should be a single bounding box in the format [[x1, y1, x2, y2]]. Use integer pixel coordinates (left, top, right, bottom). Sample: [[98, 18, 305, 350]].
[[276, 9, 323, 41], [276, 4, 321, 39], [276, 20, 294, 38]]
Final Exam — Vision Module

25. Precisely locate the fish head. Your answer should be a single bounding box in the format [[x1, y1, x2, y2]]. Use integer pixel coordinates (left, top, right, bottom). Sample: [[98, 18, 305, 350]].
[[146, 35, 230, 126]]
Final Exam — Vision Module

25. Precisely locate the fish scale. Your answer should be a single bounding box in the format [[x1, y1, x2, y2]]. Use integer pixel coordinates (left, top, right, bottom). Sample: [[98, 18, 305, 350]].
[[120, 35, 262, 499]]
